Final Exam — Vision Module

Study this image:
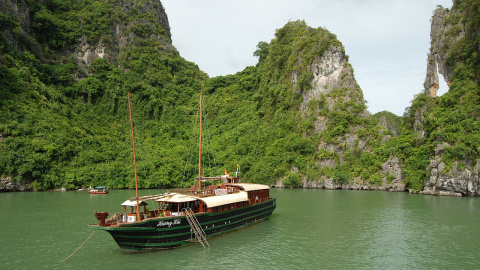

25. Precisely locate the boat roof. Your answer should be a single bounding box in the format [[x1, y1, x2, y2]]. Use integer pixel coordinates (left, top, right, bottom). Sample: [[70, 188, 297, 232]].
[[156, 194, 197, 203], [226, 183, 270, 191], [95, 186, 107, 189], [198, 191, 249, 208], [121, 200, 148, 206], [148, 183, 269, 208]]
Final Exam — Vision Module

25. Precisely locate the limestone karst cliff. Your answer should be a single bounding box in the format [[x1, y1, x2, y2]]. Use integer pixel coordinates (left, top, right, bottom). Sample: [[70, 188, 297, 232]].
[[301, 44, 404, 191], [0, 0, 173, 74], [2, 0, 479, 196], [73, 0, 174, 72], [0, 0, 206, 191], [416, 0, 480, 196], [250, 21, 404, 191]]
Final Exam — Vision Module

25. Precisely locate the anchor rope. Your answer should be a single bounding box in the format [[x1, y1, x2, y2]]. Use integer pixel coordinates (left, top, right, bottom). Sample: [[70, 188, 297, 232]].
[[60, 230, 96, 263]]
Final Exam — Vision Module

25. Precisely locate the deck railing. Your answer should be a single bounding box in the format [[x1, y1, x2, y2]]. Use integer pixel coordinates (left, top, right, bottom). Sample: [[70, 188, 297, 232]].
[[168, 185, 237, 197]]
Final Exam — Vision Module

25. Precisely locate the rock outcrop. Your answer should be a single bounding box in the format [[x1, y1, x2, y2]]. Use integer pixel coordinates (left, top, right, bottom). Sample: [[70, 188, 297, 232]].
[[71, 0, 174, 74], [283, 39, 405, 191], [0, 0, 32, 52], [0, 176, 32, 192], [424, 143, 480, 196], [0, 0, 174, 74], [275, 157, 404, 191], [423, 6, 464, 97], [74, 0, 174, 71], [420, 3, 480, 196]]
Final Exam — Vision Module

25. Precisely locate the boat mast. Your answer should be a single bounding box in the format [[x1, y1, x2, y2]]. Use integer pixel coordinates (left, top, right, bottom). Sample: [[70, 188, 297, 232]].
[[198, 91, 203, 189], [128, 92, 140, 221]]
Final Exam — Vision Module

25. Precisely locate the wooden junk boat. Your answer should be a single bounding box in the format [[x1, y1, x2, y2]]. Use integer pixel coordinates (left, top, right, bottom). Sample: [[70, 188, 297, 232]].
[[89, 93, 276, 252], [88, 186, 109, 194]]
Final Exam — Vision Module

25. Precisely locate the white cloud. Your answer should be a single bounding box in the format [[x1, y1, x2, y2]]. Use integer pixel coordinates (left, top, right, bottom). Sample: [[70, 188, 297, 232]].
[[162, 0, 453, 116]]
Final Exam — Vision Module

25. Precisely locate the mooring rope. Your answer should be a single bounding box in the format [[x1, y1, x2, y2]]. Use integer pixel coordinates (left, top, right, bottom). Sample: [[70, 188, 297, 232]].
[[60, 230, 96, 263]]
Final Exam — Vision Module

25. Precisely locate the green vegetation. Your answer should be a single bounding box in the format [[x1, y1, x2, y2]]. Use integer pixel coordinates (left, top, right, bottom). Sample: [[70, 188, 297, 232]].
[[372, 111, 402, 136], [392, 0, 480, 190], [0, 0, 204, 190], [1, 0, 479, 193], [206, 21, 389, 187], [0, 6, 389, 190]]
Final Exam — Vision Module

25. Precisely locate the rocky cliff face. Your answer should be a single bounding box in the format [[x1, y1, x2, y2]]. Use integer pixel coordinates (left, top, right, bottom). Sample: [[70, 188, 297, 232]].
[[372, 111, 402, 137], [73, 0, 174, 73], [423, 6, 465, 97], [290, 156, 404, 191], [1, 0, 173, 74], [420, 3, 480, 197], [276, 38, 405, 191], [424, 143, 480, 196], [0, 0, 32, 52], [299, 46, 366, 117], [0, 176, 31, 191], [0, 0, 175, 191]]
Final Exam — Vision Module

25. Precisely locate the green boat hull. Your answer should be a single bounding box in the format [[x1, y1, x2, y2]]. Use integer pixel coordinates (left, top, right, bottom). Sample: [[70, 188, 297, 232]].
[[90, 199, 276, 252]]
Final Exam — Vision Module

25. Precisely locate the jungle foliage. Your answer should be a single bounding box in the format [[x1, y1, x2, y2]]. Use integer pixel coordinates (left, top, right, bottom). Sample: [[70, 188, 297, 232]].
[[0, 0, 204, 190], [1, 0, 479, 192], [395, 0, 480, 190], [0, 4, 386, 190]]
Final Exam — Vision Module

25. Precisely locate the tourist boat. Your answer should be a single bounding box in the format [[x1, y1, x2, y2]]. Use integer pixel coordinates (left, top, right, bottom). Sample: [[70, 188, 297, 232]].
[[88, 186, 109, 194], [89, 93, 276, 252]]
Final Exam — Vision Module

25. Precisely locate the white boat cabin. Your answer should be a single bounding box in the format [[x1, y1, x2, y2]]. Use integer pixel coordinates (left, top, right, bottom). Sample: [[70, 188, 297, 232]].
[[118, 183, 271, 223]]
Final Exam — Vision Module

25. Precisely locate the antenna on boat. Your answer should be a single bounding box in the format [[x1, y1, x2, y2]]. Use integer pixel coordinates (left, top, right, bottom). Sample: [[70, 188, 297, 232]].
[[198, 91, 203, 189], [128, 92, 140, 221]]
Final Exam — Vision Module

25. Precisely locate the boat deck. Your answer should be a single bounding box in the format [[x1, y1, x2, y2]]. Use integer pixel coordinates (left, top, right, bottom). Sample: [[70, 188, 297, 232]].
[[167, 184, 238, 198]]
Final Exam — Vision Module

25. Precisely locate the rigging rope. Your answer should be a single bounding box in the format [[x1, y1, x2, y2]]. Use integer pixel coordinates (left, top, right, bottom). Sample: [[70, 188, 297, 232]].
[[202, 103, 219, 176], [60, 230, 96, 263], [183, 106, 201, 182], [182, 98, 220, 182]]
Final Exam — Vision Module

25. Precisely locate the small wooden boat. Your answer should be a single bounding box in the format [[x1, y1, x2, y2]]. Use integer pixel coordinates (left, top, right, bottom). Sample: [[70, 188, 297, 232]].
[[88, 186, 109, 194]]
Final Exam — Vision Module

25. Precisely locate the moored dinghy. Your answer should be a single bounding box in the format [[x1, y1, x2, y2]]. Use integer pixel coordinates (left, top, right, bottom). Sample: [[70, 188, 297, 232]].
[[88, 186, 109, 194]]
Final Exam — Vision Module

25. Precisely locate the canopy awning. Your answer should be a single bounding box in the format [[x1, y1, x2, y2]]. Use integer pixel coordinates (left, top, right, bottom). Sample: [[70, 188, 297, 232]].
[[199, 191, 249, 208], [121, 200, 148, 206], [226, 183, 270, 191], [156, 194, 197, 203]]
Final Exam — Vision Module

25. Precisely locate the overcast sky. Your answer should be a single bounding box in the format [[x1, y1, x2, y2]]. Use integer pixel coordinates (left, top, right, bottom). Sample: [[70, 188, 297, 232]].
[[161, 0, 453, 116]]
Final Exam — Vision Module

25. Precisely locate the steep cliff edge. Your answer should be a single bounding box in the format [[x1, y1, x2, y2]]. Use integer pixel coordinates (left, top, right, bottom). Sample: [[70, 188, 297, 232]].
[[423, 6, 460, 97], [1, 3, 407, 192], [300, 45, 403, 191], [249, 21, 404, 191], [0, 0, 206, 191], [418, 0, 480, 196], [0, 0, 174, 74], [73, 0, 174, 73], [14, 1, 480, 195]]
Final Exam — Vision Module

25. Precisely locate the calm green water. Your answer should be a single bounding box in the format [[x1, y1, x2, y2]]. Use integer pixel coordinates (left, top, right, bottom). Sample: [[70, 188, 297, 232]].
[[1, 189, 479, 269]]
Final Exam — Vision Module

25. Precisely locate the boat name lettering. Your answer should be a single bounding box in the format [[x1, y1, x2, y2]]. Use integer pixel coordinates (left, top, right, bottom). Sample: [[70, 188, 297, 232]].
[[157, 219, 181, 227]]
